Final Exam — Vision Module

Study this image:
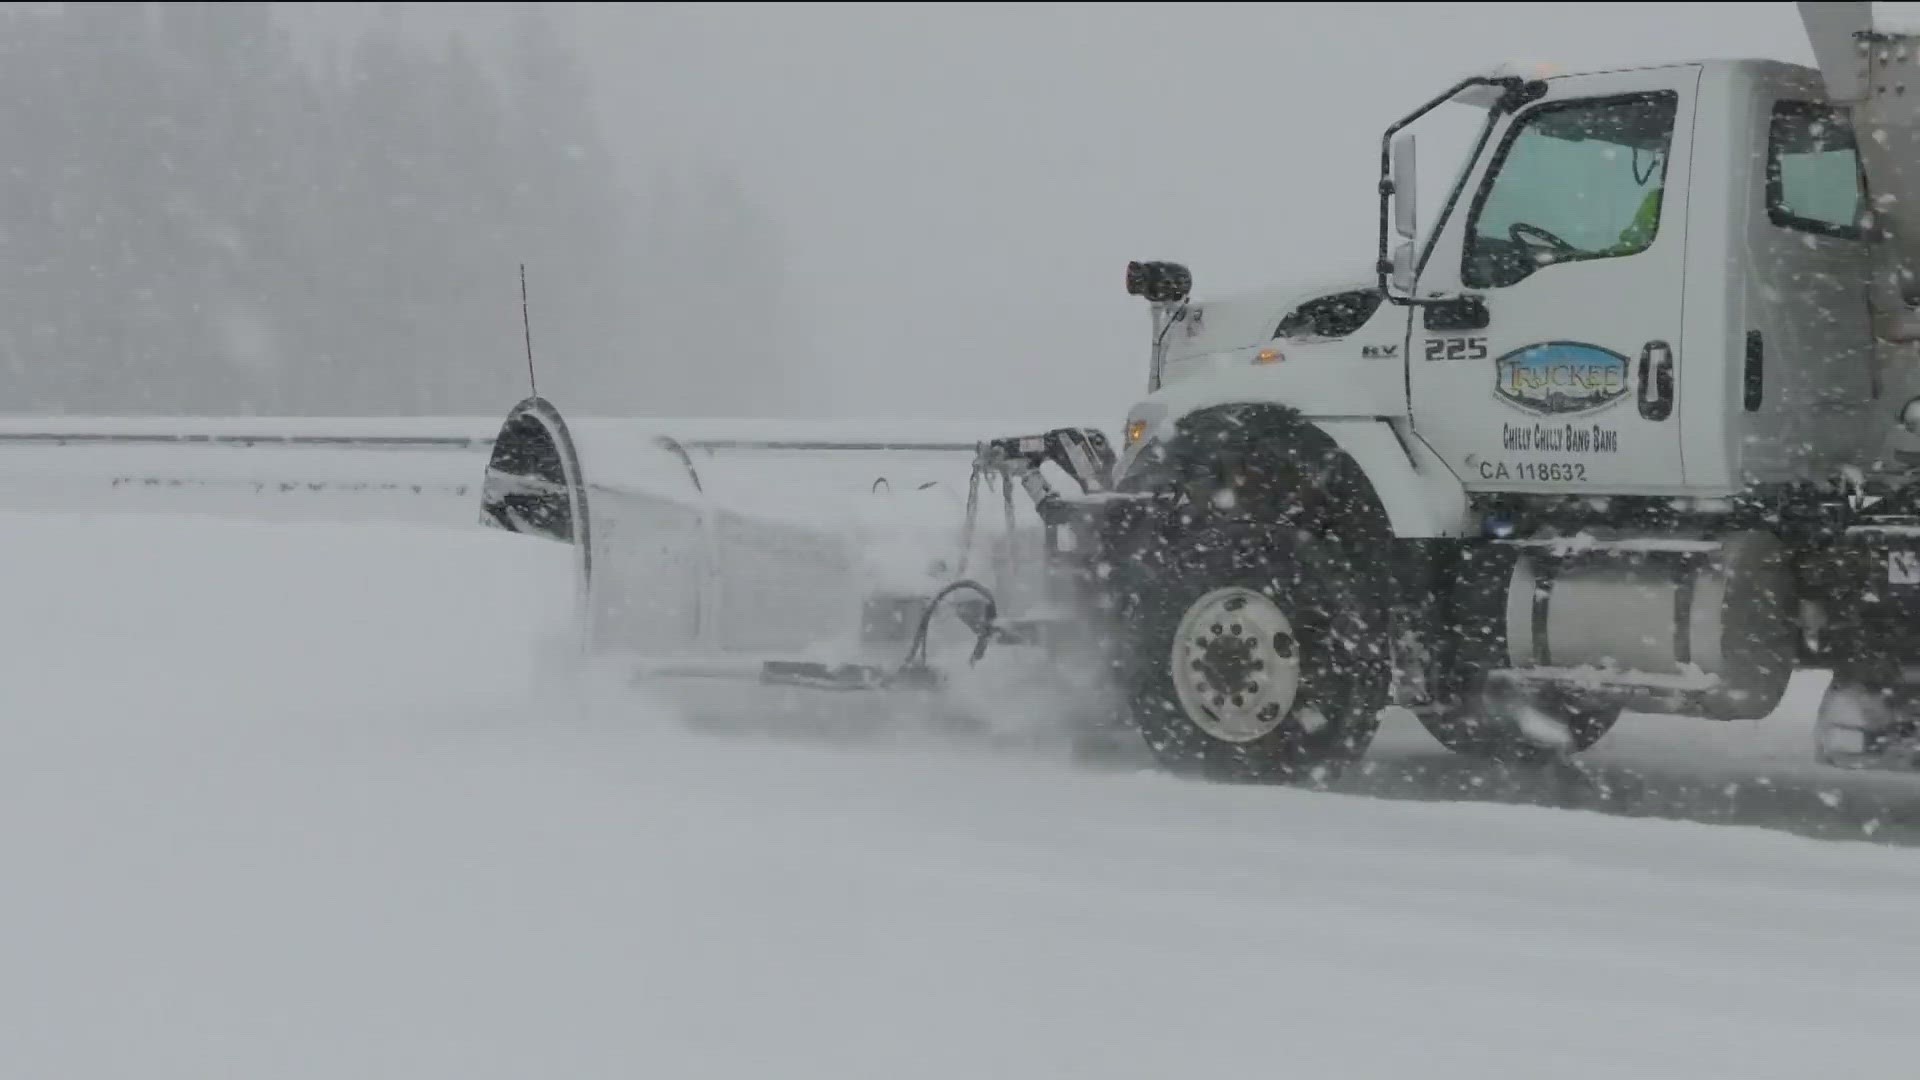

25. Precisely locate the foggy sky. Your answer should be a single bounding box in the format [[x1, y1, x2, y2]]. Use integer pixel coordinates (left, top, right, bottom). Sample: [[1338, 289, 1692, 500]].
[[37, 2, 1837, 425], [553, 1, 1822, 425]]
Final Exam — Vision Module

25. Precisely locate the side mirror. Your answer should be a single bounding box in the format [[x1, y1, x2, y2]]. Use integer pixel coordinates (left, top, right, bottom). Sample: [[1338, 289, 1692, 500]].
[[1392, 133, 1418, 241], [1391, 240, 1417, 296]]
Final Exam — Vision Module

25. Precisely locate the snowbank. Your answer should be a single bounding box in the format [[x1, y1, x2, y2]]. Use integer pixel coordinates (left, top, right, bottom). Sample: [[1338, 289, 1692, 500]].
[[1, 507, 1919, 1078]]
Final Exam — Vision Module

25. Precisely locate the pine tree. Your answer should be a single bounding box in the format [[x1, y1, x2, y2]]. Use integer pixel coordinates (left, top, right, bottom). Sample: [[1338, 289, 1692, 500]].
[[0, 2, 798, 419]]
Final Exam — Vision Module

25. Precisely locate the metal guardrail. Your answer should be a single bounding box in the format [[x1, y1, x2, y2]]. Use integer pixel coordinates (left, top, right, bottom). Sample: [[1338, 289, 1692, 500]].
[[674, 439, 979, 453], [0, 432, 495, 449]]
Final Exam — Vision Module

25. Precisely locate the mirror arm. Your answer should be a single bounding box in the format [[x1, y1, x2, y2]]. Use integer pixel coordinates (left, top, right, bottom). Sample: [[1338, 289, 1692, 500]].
[[1375, 74, 1543, 307]]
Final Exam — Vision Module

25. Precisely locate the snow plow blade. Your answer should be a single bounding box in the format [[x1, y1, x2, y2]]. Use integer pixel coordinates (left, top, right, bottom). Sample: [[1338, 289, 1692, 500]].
[[476, 396, 1130, 743]]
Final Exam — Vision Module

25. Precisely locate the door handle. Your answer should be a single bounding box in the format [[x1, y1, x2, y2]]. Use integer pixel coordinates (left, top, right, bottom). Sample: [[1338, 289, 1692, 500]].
[[1639, 340, 1674, 422]]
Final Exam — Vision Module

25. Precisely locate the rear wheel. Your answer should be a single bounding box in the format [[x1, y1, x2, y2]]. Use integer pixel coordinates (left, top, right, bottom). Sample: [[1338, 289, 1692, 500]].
[[1815, 662, 1920, 771], [1416, 685, 1622, 761]]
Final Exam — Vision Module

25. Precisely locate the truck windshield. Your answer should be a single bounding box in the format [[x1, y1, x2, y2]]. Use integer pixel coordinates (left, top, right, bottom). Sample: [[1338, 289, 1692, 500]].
[[1463, 91, 1679, 289]]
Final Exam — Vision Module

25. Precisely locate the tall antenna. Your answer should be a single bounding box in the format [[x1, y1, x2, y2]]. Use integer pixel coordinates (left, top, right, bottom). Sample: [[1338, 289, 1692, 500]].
[[520, 263, 539, 400]]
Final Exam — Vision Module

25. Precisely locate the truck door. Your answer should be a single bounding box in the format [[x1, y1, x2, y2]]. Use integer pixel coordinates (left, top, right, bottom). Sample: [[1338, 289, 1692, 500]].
[[1408, 66, 1700, 495]]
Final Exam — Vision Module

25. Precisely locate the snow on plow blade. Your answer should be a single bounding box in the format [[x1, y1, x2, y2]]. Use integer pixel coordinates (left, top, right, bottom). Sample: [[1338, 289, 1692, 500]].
[[477, 396, 1124, 735]]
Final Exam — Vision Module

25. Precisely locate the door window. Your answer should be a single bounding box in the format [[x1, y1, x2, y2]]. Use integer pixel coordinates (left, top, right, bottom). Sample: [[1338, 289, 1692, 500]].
[[1767, 100, 1867, 239], [1462, 92, 1679, 289]]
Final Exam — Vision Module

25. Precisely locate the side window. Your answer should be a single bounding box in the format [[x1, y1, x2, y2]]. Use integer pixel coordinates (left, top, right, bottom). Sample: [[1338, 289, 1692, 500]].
[[1274, 289, 1383, 340], [1768, 100, 1866, 239], [1462, 92, 1679, 289]]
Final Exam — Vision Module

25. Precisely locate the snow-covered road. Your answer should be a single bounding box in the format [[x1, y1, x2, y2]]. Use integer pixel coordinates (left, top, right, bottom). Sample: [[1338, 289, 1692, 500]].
[[5, 505, 1920, 1079]]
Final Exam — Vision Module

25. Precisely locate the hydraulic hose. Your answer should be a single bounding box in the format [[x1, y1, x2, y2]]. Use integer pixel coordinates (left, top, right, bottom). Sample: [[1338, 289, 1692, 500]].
[[895, 578, 999, 685]]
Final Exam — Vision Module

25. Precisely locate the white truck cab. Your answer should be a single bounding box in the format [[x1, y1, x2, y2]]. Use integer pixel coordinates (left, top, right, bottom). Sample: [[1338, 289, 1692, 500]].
[[1124, 52, 1906, 524], [1079, 6, 1920, 780]]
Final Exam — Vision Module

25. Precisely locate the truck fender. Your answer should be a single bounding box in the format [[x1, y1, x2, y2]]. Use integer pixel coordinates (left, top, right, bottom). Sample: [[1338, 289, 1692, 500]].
[[1313, 419, 1471, 540], [1122, 404, 1470, 540]]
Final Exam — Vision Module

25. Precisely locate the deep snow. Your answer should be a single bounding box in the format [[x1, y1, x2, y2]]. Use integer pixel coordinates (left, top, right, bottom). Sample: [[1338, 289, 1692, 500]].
[[4, 500, 1920, 1078]]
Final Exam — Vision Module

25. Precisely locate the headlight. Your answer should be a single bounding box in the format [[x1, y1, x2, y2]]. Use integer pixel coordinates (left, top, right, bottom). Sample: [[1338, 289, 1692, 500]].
[[1123, 405, 1166, 448], [1902, 396, 1920, 436]]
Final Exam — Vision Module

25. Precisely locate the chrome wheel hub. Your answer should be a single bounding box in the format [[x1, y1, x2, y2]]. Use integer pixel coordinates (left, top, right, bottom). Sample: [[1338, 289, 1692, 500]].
[[1170, 587, 1302, 743]]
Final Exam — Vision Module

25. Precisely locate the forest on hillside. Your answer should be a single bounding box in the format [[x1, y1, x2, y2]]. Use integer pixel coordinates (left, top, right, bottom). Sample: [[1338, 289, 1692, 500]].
[[0, 2, 788, 417]]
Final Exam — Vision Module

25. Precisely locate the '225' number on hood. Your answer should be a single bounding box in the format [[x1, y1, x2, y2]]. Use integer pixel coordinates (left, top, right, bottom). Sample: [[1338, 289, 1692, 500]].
[[1425, 337, 1487, 361]]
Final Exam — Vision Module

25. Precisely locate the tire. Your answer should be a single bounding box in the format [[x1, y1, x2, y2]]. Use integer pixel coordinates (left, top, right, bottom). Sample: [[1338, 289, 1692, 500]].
[[1815, 662, 1920, 771], [1416, 685, 1622, 761], [1102, 405, 1396, 784], [1117, 537, 1392, 782]]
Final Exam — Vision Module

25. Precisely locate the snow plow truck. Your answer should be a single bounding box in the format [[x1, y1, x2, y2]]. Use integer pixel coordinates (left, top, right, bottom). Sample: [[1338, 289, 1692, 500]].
[[480, 2, 1920, 782]]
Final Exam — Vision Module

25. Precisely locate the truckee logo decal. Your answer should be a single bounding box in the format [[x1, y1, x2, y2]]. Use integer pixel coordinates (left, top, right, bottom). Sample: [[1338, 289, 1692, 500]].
[[1493, 342, 1630, 416]]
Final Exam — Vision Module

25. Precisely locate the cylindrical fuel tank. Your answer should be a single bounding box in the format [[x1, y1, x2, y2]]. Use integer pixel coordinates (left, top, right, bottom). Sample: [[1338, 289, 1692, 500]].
[[1452, 530, 1798, 721]]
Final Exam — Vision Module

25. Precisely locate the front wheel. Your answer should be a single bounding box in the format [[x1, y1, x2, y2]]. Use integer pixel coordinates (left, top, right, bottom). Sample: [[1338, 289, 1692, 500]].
[[1115, 536, 1393, 784]]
